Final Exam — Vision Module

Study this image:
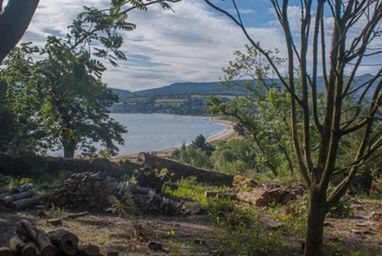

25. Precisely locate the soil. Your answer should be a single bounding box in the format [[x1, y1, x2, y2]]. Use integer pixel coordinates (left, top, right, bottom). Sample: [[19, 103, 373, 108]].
[[0, 199, 381, 255]]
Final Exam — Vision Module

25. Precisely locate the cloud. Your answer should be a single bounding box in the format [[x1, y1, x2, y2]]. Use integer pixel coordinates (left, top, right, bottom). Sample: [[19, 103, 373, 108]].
[[21, 0, 285, 91]]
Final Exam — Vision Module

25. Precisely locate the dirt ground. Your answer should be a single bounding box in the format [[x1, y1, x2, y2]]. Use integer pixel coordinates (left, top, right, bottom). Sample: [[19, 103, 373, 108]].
[[0, 210, 219, 256], [1, 199, 382, 255]]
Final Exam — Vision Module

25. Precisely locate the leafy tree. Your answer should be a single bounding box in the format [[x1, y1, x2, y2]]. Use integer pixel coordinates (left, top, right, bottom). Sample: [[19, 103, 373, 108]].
[[36, 42, 126, 158], [172, 142, 212, 169], [0, 43, 44, 153], [210, 138, 257, 175], [209, 45, 295, 176], [191, 134, 214, 156], [0, 0, 180, 157], [205, 1, 382, 255]]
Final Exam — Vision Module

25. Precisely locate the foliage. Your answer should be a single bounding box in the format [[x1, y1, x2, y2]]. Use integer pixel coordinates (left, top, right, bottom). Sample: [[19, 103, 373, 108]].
[[191, 134, 214, 156], [328, 196, 352, 219], [208, 45, 296, 176], [0, 0, 180, 157], [0, 44, 45, 153], [0, 170, 73, 191], [172, 143, 212, 169], [210, 138, 257, 175]]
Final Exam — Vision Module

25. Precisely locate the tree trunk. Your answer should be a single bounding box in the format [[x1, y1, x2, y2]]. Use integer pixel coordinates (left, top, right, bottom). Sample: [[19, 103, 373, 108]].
[[0, 0, 40, 62], [304, 190, 327, 256], [63, 141, 76, 158]]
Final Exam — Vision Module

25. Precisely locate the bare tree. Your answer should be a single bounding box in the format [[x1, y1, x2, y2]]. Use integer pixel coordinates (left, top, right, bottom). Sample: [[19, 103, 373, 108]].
[[204, 0, 382, 255]]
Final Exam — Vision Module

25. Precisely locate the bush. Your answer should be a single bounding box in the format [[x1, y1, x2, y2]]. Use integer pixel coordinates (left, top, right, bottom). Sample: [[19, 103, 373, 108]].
[[210, 138, 257, 175]]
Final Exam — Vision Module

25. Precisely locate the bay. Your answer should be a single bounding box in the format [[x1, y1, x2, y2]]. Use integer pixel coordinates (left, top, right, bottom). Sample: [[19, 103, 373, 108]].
[[111, 113, 225, 155]]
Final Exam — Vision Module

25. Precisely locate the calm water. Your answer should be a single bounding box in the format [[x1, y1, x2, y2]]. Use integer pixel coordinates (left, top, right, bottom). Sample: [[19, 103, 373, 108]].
[[111, 113, 225, 154]]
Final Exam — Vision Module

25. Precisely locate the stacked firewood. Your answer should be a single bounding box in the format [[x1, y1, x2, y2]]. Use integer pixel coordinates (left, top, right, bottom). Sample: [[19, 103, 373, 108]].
[[47, 172, 116, 209], [126, 187, 201, 216], [0, 220, 117, 256], [0, 186, 42, 211]]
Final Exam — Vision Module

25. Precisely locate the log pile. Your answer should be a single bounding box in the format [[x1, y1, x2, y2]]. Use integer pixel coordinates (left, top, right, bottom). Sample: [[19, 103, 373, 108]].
[[47, 171, 201, 216], [132, 189, 201, 216], [1, 220, 118, 256], [0, 187, 42, 211], [47, 172, 115, 209]]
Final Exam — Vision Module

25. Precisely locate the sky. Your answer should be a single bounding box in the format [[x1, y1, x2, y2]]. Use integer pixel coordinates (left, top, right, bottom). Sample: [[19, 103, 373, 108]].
[[21, 0, 381, 91]]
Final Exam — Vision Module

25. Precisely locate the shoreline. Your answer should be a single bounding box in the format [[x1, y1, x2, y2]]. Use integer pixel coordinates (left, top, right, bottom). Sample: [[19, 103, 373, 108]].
[[122, 116, 236, 159]]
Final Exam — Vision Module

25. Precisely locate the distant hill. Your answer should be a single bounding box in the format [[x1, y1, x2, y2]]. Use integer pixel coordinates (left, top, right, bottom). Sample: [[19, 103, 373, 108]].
[[110, 88, 131, 99], [111, 81, 247, 101], [109, 74, 378, 114], [130, 81, 246, 97], [111, 74, 376, 99]]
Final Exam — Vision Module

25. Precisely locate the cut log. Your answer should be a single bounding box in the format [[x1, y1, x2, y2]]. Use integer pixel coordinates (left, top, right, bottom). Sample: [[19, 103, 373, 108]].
[[80, 244, 100, 256], [137, 152, 234, 186], [0, 192, 11, 206], [0, 247, 14, 256], [3, 191, 34, 204], [47, 229, 79, 247], [16, 220, 55, 256], [60, 244, 77, 256], [9, 236, 26, 253], [20, 243, 39, 256], [9, 198, 41, 210]]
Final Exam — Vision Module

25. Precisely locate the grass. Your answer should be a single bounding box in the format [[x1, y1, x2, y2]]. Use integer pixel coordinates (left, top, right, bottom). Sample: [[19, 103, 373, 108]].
[[0, 170, 73, 191], [162, 177, 307, 255]]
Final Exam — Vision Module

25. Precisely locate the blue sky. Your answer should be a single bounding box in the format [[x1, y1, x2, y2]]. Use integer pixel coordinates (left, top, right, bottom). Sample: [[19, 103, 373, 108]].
[[21, 0, 381, 91]]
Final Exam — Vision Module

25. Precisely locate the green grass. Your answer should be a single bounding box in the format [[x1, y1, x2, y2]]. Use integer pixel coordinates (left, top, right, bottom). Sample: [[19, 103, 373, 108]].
[[0, 170, 74, 191]]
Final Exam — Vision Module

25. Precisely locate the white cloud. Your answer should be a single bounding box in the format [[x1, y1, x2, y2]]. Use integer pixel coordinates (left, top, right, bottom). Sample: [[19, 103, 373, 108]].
[[22, 0, 284, 91]]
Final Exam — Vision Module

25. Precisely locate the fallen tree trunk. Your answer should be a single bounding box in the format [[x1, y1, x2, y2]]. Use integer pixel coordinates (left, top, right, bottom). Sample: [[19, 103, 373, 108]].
[[0, 153, 140, 177], [138, 152, 233, 186]]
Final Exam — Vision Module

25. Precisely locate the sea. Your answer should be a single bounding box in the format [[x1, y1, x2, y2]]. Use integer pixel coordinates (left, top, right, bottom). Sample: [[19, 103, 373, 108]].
[[110, 113, 225, 155]]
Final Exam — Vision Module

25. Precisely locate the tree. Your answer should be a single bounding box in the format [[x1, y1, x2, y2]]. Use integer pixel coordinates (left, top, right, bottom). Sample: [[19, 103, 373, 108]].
[[0, 43, 44, 153], [36, 40, 127, 158], [208, 45, 297, 176], [0, 0, 181, 157], [0, 0, 180, 63], [205, 1, 382, 255], [191, 134, 214, 156]]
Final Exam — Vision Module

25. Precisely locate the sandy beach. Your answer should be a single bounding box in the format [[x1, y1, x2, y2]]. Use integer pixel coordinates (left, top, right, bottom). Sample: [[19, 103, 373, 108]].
[[152, 117, 236, 157]]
